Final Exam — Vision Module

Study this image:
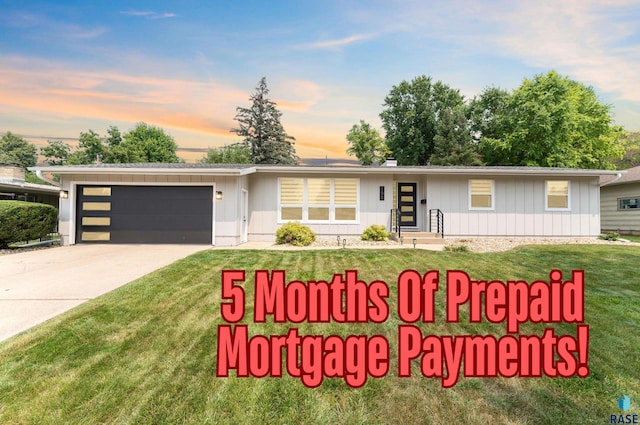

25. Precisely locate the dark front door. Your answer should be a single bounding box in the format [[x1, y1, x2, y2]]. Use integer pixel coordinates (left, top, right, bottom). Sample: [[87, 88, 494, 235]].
[[398, 182, 417, 227], [76, 185, 213, 244]]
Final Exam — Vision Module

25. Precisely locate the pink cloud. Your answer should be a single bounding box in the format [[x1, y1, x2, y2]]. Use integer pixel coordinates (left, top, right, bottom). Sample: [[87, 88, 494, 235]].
[[0, 58, 355, 159]]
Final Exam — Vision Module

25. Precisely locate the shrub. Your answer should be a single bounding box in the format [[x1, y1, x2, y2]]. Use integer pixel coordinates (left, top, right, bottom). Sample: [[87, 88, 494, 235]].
[[0, 201, 58, 248], [361, 224, 391, 241], [444, 245, 470, 252], [275, 222, 316, 246], [599, 231, 620, 241]]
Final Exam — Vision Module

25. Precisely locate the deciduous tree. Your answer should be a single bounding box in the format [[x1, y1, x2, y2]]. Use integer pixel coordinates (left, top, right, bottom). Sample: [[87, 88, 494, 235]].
[[200, 143, 252, 164], [345, 120, 389, 165], [41, 140, 72, 166], [380, 75, 472, 165], [77, 130, 106, 164], [612, 131, 640, 169], [477, 71, 623, 169], [0, 132, 37, 169], [116, 123, 181, 163], [40, 124, 182, 165]]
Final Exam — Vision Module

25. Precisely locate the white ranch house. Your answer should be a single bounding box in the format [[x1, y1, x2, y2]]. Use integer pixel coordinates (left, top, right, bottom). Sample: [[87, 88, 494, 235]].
[[31, 163, 617, 246]]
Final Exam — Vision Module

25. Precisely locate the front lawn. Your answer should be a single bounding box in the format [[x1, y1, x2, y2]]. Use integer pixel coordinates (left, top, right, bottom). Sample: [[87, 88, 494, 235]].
[[622, 234, 640, 243], [1, 246, 639, 424]]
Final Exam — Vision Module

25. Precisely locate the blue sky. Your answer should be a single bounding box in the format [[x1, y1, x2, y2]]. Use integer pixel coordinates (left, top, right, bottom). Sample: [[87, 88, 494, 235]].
[[1, 0, 639, 161]]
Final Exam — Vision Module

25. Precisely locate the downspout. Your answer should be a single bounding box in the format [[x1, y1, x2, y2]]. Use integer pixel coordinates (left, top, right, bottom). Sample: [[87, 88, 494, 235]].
[[35, 169, 60, 186], [606, 172, 623, 186]]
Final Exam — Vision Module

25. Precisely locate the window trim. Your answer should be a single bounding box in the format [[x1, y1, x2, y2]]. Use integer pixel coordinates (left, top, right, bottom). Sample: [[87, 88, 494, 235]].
[[617, 196, 640, 211], [278, 177, 359, 224], [545, 180, 571, 211], [468, 179, 495, 210]]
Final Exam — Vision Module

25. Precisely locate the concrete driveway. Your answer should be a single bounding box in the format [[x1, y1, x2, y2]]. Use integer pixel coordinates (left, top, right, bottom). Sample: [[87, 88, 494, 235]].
[[0, 244, 209, 342]]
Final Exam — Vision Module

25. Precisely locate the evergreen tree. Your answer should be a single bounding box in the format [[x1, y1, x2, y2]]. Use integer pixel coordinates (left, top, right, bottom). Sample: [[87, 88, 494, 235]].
[[231, 77, 297, 165], [430, 106, 483, 166]]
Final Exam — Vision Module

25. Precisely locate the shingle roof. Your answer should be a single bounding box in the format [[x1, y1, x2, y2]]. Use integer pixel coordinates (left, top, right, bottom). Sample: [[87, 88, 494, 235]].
[[30, 163, 620, 177], [600, 166, 640, 186]]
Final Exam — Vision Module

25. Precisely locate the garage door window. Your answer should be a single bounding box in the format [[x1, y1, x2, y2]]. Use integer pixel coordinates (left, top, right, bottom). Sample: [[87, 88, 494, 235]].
[[82, 232, 110, 241], [82, 217, 111, 226], [82, 202, 111, 211], [83, 187, 111, 196]]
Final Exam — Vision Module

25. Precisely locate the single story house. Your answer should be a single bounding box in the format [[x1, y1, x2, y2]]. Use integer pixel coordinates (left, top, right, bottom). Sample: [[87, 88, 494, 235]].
[[600, 165, 640, 235], [0, 165, 59, 206], [30, 163, 617, 246]]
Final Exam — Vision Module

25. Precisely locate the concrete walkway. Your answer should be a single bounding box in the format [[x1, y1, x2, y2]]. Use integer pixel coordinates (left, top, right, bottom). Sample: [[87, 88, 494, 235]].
[[0, 244, 208, 342]]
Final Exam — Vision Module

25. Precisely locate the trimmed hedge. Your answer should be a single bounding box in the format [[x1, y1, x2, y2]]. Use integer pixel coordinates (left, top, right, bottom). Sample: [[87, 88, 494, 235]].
[[275, 222, 316, 246], [0, 201, 58, 248]]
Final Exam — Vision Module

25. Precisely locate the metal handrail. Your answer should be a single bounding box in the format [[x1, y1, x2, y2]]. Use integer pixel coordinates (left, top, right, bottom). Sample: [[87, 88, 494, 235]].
[[390, 208, 401, 239], [429, 208, 444, 238]]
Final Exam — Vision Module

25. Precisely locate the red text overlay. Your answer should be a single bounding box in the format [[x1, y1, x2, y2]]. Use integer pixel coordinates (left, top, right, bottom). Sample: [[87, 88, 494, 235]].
[[216, 269, 589, 388]]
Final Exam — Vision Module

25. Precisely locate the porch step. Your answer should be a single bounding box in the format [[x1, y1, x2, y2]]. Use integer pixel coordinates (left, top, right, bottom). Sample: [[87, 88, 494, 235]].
[[390, 232, 444, 244]]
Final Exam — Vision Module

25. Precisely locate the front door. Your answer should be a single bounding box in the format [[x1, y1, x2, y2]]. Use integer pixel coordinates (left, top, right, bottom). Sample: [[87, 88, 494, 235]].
[[398, 182, 417, 227]]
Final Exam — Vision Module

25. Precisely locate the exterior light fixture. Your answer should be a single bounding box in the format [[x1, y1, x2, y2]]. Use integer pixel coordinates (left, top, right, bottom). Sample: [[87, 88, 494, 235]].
[[59, 190, 69, 199], [215, 191, 223, 200]]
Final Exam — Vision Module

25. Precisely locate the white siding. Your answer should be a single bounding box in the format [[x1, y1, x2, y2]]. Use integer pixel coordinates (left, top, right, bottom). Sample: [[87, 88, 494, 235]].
[[247, 173, 394, 241], [56, 170, 605, 245], [601, 183, 640, 233], [426, 175, 600, 237]]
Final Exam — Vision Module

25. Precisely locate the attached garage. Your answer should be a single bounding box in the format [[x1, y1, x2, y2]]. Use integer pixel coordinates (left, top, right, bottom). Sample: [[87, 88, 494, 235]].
[[76, 185, 214, 244]]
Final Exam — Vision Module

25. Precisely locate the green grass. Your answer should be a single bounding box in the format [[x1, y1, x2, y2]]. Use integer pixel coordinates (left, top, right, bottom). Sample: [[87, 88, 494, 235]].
[[1, 246, 639, 424], [622, 234, 640, 243]]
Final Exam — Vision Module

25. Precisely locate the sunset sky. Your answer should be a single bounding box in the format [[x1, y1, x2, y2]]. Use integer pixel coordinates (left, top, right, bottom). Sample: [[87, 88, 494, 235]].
[[1, 0, 639, 162]]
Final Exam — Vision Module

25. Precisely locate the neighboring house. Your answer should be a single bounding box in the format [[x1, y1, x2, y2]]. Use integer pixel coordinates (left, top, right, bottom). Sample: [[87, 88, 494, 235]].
[[30, 163, 617, 246], [600, 165, 640, 235], [0, 165, 59, 206]]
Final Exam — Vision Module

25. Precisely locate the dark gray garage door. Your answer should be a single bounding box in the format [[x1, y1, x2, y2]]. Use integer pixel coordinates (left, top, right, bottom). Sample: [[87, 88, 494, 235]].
[[76, 185, 213, 244]]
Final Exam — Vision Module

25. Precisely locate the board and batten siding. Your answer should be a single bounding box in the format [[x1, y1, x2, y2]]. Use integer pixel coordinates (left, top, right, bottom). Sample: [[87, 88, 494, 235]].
[[59, 173, 242, 246], [247, 173, 394, 241], [426, 175, 600, 237], [600, 183, 640, 233]]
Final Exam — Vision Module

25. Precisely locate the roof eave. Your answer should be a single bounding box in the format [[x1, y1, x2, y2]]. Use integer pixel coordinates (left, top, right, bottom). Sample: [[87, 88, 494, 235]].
[[0, 182, 60, 194], [253, 166, 619, 177], [29, 165, 620, 177], [29, 166, 256, 176]]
